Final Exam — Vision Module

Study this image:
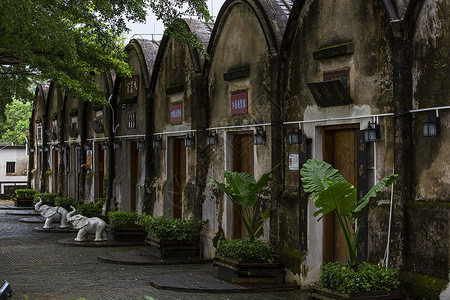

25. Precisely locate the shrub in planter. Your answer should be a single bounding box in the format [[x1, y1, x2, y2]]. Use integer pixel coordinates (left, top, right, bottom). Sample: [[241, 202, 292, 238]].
[[75, 200, 104, 218], [15, 189, 36, 199], [216, 239, 274, 262], [54, 196, 75, 211], [34, 193, 58, 205], [139, 214, 207, 258], [320, 262, 399, 293], [108, 211, 144, 243], [139, 214, 207, 241], [107, 211, 139, 227]]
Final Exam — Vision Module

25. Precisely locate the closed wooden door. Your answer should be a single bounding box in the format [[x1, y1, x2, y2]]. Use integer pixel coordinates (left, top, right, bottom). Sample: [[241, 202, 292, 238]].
[[232, 133, 254, 239], [173, 138, 186, 219], [130, 141, 139, 211], [322, 126, 358, 264]]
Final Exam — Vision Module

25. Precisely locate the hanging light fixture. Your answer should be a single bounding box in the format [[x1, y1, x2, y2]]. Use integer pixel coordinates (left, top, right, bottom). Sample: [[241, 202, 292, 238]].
[[113, 140, 121, 150], [185, 134, 195, 147], [38, 146, 43, 152], [288, 127, 301, 145], [84, 142, 91, 151], [422, 111, 440, 137], [101, 142, 108, 151], [253, 127, 266, 145], [75, 143, 82, 151], [364, 122, 380, 143], [53, 145, 60, 152], [29, 146, 35, 153], [206, 131, 218, 146], [43, 144, 50, 152], [152, 136, 162, 149], [137, 138, 145, 149]]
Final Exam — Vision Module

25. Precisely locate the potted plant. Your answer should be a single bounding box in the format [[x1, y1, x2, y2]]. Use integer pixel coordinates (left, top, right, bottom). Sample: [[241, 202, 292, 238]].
[[54, 196, 76, 211], [107, 211, 145, 244], [300, 159, 403, 299], [211, 168, 285, 284], [14, 189, 36, 207], [139, 214, 207, 259], [33, 193, 57, 205], [75, 199, 104, 218]]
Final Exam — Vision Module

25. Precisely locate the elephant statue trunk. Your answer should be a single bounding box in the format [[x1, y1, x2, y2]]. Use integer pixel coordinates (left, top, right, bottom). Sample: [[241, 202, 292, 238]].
[[66, 206, 107, 242], [34, 197, 68, 229]]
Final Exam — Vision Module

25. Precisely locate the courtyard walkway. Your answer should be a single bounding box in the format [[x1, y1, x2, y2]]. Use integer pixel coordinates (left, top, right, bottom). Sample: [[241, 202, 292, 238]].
[[0, 203, 309, 300]]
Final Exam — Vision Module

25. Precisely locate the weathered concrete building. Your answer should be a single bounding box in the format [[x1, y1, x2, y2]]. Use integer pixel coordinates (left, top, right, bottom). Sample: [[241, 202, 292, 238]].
[[28, 0, 450, 296]]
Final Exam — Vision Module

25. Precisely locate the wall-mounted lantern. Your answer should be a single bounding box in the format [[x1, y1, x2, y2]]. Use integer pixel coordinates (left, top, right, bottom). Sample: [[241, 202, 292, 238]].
[[288, 127, 301, 145], [43, 145, 50, 152], [423, 111, 440, 137], [152, 136, 162, 149], [185, 134, 195, 147], [113, 140, 121, 150], [29, 146, 35, 153], [84, 143, 91, 151], [137, 138, 145, 149], [75, 144, 82, 151], [364, 122, 380, 143], [101, 142, 108, 151], [53, 145, 60, 152], [38, 146, 43, 152], [206, 131, 218, 146], [253, 127, 266, 145]]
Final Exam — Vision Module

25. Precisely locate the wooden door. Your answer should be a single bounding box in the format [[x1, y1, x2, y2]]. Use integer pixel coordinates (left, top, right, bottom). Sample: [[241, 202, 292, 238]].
[[97, 144, 104, 198], [52, 150, 58, 193], [322, 125, 358, 264], [130, 141, 139, 211], [172, 138, 186, 219], [231, 133, 254, 239]]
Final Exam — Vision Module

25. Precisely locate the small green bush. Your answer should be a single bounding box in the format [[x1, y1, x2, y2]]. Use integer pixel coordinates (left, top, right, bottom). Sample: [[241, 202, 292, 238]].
[[107, 211, 139, 227], [216, 239, 274, 262], [75, 200, 104, 218], [319, 262, 400, 293], [54, 196, 75, 211], [139, 214, 207, 241], [34, 193, 58, 205], [15, 189, 36, 199]]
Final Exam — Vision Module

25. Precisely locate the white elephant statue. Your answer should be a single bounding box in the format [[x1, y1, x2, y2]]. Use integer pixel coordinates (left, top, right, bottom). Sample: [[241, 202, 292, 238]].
[[35, 197, 69, 229], [66, 206, 107, 242]]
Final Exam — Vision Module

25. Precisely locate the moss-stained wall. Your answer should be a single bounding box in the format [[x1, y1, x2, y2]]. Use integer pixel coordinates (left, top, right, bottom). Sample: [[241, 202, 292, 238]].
[[204, 1, 277, 259], [152, 35, 201, 218], [281, 0, 394, 284]]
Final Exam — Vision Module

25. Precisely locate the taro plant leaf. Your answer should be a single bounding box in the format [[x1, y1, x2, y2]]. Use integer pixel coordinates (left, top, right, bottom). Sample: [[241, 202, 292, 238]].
[[301, 159, 346, 202], [352, 174, 398, 219], [313, 181, 356, 221]]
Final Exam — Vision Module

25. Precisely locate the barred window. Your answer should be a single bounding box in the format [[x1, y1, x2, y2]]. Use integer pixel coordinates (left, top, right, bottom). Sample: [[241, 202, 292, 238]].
[[6, 162, 15, 174], [324, 68, 350, 93], [128, 112, 136, 129]]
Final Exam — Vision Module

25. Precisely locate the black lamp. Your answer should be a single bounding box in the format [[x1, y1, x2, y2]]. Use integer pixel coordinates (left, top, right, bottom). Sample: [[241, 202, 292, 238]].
[[364, 122, 380, 143], [101, 142, 108, 150], [137, 138, 145, 149], [113, 140, 121, 150], [43, 144, 50, 152], [53, 145, 60, 152], [84, 143, 91, 151], [29, 146, 35, 153], [152, 136, 162, 149], [185, 134, 195, 147], [206, 131, 218, 146], [253, 127, 266, 145], [288, 127, 301, 144], [75, 143, 81, 151], [423, 112, 440, 137]]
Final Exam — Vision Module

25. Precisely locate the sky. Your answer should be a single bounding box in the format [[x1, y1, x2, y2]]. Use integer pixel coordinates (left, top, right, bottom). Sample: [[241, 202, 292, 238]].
[[124, 0, 225, 42]]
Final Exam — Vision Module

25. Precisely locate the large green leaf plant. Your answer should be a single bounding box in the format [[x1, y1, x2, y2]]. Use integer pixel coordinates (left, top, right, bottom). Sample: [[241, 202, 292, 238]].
[[300, 159, 397, 268], [211, 168, 274, 241]]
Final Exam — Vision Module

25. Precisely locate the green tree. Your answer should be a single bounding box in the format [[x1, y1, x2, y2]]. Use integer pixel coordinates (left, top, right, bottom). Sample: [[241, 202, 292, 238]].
[[0, 99, 33, 145], [0, 0, 210, 109]]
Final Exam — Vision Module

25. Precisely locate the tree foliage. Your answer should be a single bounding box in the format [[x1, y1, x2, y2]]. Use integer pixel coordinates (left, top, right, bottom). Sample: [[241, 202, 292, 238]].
[[0, 0, 210, 108], [0, 99, 33, 145]]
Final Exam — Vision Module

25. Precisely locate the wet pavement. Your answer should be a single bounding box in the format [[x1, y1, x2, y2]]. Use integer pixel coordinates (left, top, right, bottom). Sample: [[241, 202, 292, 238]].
[[0, 204, 310, 300]]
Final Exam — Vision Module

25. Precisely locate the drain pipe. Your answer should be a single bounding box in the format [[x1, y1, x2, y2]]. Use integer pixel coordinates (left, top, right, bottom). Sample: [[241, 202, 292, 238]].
[[383, 165, 395, 269]]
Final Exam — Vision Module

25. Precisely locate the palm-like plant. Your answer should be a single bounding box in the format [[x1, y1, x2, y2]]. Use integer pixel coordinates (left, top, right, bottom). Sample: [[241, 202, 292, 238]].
[[300, 159, 397, 268], [211, 169, 274, 241]]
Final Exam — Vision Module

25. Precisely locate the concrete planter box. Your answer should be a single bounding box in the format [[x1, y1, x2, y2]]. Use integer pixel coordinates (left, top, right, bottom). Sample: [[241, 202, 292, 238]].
[[213, 255, 285, 284], [112, 225, 146, 244], [145, 235, 200, 259], [14, 197, 34, 207], [310, 284, 406, 300]]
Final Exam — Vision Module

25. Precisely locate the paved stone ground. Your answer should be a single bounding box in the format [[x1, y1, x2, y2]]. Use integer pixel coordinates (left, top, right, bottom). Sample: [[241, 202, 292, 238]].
[[0, 206, 310, 300]]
